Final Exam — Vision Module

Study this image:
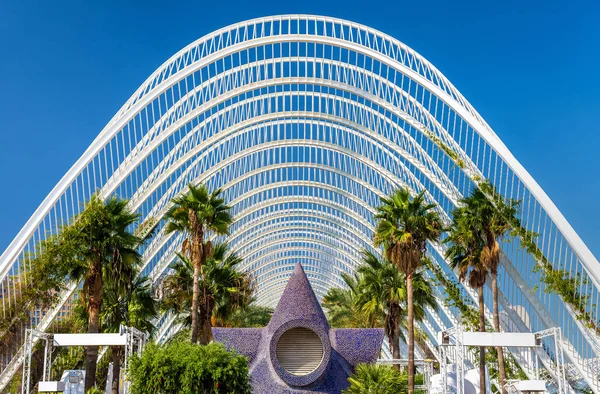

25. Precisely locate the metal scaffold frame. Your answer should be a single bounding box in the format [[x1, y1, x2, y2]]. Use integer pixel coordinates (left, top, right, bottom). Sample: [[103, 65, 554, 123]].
[[439, 326, 568, 394], [0, 14, 598, 392], [20, 326, 147, 394]]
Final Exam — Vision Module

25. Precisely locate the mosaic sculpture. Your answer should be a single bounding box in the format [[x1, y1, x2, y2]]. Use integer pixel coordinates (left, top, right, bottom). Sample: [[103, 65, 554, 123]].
[[213, 263, 385, 393]]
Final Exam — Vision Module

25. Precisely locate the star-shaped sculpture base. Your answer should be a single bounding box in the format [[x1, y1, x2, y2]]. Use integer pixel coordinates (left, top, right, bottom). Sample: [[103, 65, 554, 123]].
[[213, 263, 384, 393]]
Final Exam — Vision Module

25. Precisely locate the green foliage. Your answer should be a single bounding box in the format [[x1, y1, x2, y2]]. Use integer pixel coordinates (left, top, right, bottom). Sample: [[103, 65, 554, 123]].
[[0, 194, 145, 344], [0, 215, 87, 342], [161, 242, 255, 333], [128, 342, 251, 394], [323, 271, 384, 329], [343, 364, 424, 394], [216, 304, 273, 328], [436, 129, 599, 333], [164, 183, 233, 343], [323, 251, 437, 360], [51, 346, 85, 380], [374, 188, 443, 276], [478, 181, 597, 331], [86, 387, 105, 394], [423, 128, 465, 169], [424, 258, 479, 330]]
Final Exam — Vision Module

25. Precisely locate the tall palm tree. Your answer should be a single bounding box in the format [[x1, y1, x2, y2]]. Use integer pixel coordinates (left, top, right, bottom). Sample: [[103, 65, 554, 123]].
[[445, 203, 488, 394], [467, 183, 519, 392], [374, 188, 443, 394], [161, 243, 250, 343], [164, 184, 232, 343], [65, 195, 142, 391], [357, 250, 437, 365]]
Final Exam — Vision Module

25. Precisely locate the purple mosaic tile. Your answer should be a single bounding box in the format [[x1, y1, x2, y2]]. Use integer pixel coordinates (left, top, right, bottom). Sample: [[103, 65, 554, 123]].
[[212, 328, 263, 364], [212, 263, 383, 394], [330, 329, 385, 367]]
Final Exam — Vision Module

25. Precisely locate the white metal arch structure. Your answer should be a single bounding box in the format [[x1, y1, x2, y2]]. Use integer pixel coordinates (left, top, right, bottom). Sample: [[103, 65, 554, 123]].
[[1, 14, 599, 391]]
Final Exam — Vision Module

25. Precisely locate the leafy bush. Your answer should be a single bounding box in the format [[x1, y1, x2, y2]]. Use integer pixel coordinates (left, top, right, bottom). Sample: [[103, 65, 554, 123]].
[[344, 364, 424, 394], [128, 342, 251, 394]]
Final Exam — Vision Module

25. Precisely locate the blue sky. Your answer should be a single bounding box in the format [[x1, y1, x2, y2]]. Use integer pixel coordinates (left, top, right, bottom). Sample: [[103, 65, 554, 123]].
[[0, 0, 599, 258]]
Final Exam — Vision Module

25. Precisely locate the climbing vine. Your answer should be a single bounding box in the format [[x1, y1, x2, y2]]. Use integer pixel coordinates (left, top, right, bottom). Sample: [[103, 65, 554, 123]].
[[425, 259, 529, 384], [426, 129, 598, 333]]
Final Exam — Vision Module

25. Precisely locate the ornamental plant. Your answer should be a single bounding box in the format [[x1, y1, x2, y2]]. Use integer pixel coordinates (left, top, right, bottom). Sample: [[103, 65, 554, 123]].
[[127, 342, 251, 394], [343, 363, 424, 394]]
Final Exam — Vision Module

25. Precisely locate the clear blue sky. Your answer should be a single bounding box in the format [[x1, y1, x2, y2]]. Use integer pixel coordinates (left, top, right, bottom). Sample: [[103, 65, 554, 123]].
[[0, 0, 599, 258]]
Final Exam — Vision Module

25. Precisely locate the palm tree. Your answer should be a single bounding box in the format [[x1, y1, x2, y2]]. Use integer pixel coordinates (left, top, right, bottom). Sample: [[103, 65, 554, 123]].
[[466, 183, 519, 392], [322, 252, 438, 366], [445, 203, 488, 394], [357, 251, 436, 362], [161, 242, 250, 343], [65, 195, 142, 391], [374, 188, 443, 394], [100, 275, 158, 394], [344, 364, 410, 394], [323, 272, 383, 329], [214, 303, 273, 328], [164, 184, 232, 344]]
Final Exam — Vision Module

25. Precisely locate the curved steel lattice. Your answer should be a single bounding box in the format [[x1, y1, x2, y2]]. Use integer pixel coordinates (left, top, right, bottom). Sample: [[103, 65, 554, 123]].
[[1, 14, 599, 391]]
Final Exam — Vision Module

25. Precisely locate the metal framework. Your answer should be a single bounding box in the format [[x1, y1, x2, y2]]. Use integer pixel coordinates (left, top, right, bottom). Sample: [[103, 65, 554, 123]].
[[1, 14, 599, 392], [20, 326, 147, 394], [439, 326, 568, 394]]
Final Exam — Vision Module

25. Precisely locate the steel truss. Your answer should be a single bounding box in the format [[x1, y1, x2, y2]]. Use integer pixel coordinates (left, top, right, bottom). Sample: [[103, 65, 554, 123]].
[[1, 14, 599, 392]]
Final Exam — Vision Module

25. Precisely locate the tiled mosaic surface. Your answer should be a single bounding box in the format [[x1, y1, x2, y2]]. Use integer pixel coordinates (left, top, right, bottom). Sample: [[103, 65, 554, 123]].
[[213, 263, 384, 393]]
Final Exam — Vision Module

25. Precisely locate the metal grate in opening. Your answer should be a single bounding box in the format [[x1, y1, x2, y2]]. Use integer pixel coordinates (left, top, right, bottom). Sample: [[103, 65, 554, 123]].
[[276, 327, 324, 376]]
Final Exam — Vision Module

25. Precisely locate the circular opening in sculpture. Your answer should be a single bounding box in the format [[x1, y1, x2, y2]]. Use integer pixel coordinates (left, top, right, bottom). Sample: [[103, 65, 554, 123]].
[[276, 327, 324, 376]]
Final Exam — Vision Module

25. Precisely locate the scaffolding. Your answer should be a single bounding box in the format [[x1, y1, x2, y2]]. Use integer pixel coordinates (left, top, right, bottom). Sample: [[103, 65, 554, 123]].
[[21, 325, 147, 394], [438, 326, 568, 394]]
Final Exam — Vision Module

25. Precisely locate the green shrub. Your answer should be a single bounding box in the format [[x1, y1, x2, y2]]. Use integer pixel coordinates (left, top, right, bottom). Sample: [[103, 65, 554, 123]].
[[344, 364, 424, 394], [86, 388, 105, 394], [128, 342, 251, 394]]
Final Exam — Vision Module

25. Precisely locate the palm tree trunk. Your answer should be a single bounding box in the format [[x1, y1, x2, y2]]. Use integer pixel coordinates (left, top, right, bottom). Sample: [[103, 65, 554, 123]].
[[478, 285, 486, 394], [189, 211, 203, 344], [85, 258, 103, 392], [190, 255, 201, 343], [199, 291, 213, 345], [200, 317, 212, 345], [407, 272, 415, 394], [390, 303, 401, 370], [111, 346, 122, 394], [492, 270, 507, 393]]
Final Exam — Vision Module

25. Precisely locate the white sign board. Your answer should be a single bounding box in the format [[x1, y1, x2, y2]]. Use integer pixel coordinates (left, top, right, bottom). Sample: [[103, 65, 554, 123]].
[[513, 380, 546, 391], [53, 333, 127, 347], [38, 381, 66, 392], [462, 332, 536, 347]]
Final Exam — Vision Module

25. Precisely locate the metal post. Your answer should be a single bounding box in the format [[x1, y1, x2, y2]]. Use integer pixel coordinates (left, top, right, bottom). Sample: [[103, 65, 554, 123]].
[[21, 329, 34, 394], [454, 326, 465, 394], [424, 360, 434, 394], [533, 347, 539, 380], [553, 327, 568, 394], [440, 339, 447, 394], [20, 329, 29, 394], [41, 337, 48, 381]]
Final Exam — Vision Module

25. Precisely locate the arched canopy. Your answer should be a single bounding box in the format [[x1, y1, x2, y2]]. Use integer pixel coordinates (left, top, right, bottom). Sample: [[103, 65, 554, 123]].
[[1, 14, 599, 392]]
